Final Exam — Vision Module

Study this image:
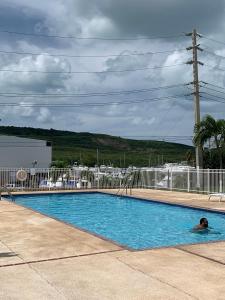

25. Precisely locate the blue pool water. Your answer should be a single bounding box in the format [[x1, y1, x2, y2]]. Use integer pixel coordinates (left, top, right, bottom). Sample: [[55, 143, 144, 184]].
[[11, 192, 225, 250]]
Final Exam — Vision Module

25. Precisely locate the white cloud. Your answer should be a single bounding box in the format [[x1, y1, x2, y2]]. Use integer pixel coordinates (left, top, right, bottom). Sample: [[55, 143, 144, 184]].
[[0, 54, 71, 92], [0, 0, 225, 143], [131, 116, 155, 126], [36, 107, 54, 123]]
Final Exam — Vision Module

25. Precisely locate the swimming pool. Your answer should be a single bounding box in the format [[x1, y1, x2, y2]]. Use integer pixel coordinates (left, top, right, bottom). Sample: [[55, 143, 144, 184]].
[[11, 192, 225, 250]]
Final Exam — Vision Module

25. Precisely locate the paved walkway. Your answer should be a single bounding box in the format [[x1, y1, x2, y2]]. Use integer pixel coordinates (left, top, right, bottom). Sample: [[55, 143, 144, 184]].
[[1, 189, 225, 299]]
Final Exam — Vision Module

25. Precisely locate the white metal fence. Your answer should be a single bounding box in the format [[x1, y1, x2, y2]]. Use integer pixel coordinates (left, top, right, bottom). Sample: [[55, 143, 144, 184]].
[[140, 169, 225, 194], [0, 168, 138, 191], [0, 167, 225, 194]]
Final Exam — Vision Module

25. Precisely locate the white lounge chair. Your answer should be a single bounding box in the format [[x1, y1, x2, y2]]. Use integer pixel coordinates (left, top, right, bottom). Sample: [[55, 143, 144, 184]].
[[208, 193, 225, 202]]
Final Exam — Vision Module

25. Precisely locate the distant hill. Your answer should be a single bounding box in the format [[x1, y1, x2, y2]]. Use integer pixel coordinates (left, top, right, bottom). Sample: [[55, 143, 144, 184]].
[[0, 126, 194, 167]]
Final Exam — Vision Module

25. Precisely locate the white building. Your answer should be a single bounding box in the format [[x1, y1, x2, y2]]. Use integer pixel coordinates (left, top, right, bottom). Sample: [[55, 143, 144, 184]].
[[0, 135, 52, 168]]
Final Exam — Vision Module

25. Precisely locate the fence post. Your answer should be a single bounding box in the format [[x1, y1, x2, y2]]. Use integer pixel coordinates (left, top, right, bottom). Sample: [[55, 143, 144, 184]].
[[48, 170, 50, 191], [187, 169, 190, 192], [74, 171, 76, 190], [223, 171, 225, 193], [170, 169, 173, 191], [220, 169, 222, 193], [97, 167, 100, 190], [207, 169, 210, 194], [154, 169, 157, 189], [167, 170, 170, 189]]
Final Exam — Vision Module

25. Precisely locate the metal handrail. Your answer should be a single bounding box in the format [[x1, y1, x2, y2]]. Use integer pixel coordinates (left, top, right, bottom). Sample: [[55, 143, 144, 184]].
[[116, 175, 134, 196], [116, 184, 127, 196], [0, 186, 14, 201]]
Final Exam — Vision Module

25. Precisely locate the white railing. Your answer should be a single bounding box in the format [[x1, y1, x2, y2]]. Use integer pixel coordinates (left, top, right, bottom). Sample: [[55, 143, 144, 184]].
[[140, 168, 225, 194], [0, 168, 140, 192], [0, 167, 224, 194]]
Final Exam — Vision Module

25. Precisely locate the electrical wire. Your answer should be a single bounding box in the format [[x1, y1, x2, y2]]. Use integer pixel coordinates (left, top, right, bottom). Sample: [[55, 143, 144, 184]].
[[204, 64, 225, 72], [0, 94, 189, 107], [201, 91, 225, 101], [200, 93, 225, 104], [203, 49, 225, 60], [201, 35, 225, 47], [0, 63, 186, 74], [201, 82, 225, 91], [200, 85, 225, 96], [0, 48, 187, 59], [0, 29, 185, 41], [201, 95, 225, 104], [0, 83, 187, 98]]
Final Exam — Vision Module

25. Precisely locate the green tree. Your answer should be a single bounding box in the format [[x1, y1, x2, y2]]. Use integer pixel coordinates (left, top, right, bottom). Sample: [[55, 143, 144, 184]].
[[193, 115, 225, 169], [185, 150, 195, 166], [80, 170, 95, 182]]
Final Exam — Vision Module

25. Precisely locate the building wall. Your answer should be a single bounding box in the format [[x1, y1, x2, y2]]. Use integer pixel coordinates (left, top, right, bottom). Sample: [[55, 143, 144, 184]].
[[0, 136, 52, 168]]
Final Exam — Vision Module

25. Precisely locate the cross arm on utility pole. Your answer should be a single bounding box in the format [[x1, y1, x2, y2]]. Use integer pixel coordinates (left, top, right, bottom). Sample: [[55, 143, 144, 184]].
[[186, 60, 204, 66]]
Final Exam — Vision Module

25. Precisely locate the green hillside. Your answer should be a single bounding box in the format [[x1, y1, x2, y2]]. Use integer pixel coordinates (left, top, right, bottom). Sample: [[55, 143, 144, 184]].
[[0, 126, 194, 167]]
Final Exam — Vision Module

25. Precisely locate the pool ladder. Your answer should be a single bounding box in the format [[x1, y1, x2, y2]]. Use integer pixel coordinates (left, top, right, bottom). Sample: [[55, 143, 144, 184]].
[[0, 186, 14, 201], [116, 183, 132, 196]]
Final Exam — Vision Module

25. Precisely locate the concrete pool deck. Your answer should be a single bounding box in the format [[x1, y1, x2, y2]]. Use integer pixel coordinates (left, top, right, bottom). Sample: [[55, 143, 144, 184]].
[[1, 189, 225, 299]]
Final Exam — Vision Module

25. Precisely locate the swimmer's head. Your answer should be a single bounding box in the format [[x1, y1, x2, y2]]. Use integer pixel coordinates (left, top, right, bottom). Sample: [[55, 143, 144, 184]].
[[200, 217, 208, 228]]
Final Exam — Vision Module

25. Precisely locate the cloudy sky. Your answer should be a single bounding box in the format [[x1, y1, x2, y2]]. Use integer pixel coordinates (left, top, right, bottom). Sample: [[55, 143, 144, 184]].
[[1, 0, 225, 144]]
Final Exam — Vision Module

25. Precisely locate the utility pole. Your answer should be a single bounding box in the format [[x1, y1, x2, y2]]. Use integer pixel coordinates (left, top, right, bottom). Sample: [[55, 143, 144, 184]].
[[96, 148, 99, 166], [186, 29, 204, 187], [148, 154, 151, 167], [79, 151, 82, 165]]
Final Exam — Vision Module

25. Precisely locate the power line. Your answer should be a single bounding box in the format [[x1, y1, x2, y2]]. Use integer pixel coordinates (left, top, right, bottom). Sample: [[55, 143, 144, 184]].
[[203, 49, 225, 60], [202, 92, 225, 103], [0, 63, 186, 74], [201, 35, 225, 47], [204, 63, 225, 72], [179, 90, 225, 105], [201, 91, 225, 102], [0, 48, 187, 59], [200, 43, 214, 51], [0, 29, 184, 41], [0, 94, 188, 108], [201, 82, 225, 91], [201, 94, 225, 104], [0, 83, 187, 98], [200, 85, 225, 96]]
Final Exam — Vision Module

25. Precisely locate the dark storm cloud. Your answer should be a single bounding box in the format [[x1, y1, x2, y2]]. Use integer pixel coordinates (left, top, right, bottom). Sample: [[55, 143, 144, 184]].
[[75, 0, 225, 36], [0, 3, 70, 49], [0, 4, 41, 33]]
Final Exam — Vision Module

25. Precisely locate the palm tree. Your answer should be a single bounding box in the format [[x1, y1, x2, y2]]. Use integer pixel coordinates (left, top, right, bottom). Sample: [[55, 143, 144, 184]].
[[193, 115, 225, 169]]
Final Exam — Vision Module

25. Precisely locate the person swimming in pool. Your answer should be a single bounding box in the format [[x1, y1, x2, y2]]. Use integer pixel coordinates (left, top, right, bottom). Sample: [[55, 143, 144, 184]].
[[192, 218, 221, 235], [193, 217, 209, 231]]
